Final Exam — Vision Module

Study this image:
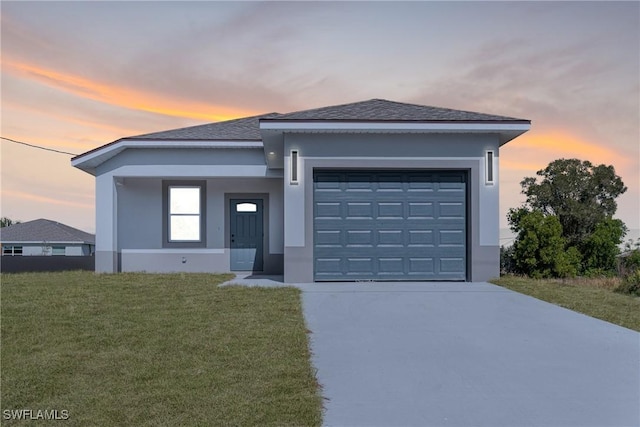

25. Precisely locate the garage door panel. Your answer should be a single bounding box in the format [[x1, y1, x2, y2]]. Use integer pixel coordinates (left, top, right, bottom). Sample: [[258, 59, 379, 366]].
[[315, 202, 341, 218], [346, 257, 374, 273], [377, 202, 404, 218], [439, 229, 465, 246], [314, 170, 466, 281], [378, 178, 404, 191], [408, 202, 434, 218], [316, 230, 342, 246], [378, 230, 404, 246], [438, 202, 465, 218], [378, 258, 404, 274], [315, 258, 342, 276], [346, 174, 375, 191], [440, 257, 465, 273], [346, 230, 374, 246], [408, 176, 435, 191], [346, 202, 374, 218], [409, 257, 435, 274], [408, 230, 434, 246]]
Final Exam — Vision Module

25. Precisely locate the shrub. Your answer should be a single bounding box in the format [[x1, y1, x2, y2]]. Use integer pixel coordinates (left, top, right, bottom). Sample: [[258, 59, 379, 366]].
[[620, 249, 640, 275], [500, 245, 516, 275], [615, 269, 640, 297], [508, 209, 581, 278], [580, 218, 626, 274]]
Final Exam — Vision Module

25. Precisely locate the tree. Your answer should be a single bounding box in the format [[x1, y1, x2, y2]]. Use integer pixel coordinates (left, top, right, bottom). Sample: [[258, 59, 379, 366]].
[[519, 159, 626, 247], [509, 158, 628, 276], [507, 209, 581, 278], [580, 218, 627, 275], [0, 217, 21, 227]]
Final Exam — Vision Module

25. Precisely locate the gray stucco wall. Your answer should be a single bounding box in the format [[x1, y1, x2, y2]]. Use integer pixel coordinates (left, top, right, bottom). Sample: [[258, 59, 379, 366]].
[[116, 177, 283, 274], [94, 135, 502, 281], [93, 146, 283, 274], [282, 133, 501, 282]]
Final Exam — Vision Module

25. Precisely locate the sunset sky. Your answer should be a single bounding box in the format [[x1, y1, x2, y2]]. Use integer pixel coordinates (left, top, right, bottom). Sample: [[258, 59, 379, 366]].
[[1, 1, 638, 238]]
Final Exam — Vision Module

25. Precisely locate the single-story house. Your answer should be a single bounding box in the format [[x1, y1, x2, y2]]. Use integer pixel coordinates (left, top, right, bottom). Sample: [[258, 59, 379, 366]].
[[72, 99, 530, 282], [0, 218, 95, 256]]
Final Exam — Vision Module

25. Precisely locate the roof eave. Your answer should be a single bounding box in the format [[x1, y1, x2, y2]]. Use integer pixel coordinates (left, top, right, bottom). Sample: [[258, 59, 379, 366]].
[[0, 240, 94, 245], [260, 120, 530, 143], [259, 120, 530, 131], [71, 139, 265, 176]]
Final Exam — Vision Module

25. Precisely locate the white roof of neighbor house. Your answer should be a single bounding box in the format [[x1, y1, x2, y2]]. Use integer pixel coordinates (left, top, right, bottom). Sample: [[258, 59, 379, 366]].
[[0, 219, 95, 245]]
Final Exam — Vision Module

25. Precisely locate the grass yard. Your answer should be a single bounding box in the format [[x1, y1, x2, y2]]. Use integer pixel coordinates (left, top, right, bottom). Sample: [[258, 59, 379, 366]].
[[1, 272, 322, 426], [491, 276, 640, 332]]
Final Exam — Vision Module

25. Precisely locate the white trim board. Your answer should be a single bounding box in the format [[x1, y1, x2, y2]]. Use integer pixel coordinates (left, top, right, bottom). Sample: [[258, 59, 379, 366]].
[[121, 249, 225, 254]]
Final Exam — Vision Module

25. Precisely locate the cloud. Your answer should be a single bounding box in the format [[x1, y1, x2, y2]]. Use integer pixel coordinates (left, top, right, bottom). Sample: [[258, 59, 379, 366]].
[[2, 189, 93, 210], [3, 60, 259, 122], [499, 129, 639, 228], [1, 2, 309, 116], [505, 130, 629, 169]]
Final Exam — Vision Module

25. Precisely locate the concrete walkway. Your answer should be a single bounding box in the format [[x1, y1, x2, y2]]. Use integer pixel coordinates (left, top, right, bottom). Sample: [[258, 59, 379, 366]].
[[299, 282, 640, 427]]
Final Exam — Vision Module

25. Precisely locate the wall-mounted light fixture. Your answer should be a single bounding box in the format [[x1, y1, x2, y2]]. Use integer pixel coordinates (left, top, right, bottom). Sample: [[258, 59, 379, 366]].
[[290, 150, 299, 185], [485, 150, 494, 185]]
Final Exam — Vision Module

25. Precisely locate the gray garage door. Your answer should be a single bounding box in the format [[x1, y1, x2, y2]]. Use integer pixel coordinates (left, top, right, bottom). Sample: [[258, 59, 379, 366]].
[[314, 170, 466, 281]]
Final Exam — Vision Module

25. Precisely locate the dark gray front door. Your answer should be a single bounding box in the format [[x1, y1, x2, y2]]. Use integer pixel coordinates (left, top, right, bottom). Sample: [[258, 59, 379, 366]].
[[230, 199, 263, 271], [314, 170, 466, 281]]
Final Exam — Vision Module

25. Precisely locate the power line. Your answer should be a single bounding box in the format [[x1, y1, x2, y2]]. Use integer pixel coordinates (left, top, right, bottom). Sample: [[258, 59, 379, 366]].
[[1, 137, 78, 156]]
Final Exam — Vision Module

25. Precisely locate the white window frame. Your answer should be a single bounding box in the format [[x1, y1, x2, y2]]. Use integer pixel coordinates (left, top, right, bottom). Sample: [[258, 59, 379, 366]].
[[168, 186, 202, 242], [162, 181, 206, 248], [52, 246, 66, 256], [2, 246, 23, 256]]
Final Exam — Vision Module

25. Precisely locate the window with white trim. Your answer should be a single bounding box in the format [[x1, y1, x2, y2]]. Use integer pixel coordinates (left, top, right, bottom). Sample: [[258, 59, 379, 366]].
[[169, 186, 201, 241], [2, 246, 23, 256], [163, 181, 206, 247]]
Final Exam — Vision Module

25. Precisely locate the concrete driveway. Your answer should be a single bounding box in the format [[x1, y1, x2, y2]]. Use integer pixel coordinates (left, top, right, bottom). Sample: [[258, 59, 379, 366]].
[[298, 282, 640, 427]]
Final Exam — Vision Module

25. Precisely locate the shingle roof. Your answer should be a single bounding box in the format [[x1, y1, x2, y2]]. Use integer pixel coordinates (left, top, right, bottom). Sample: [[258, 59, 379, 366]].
[[124, 99, 527, 141], [129, 113, 280, 140], [0, 219, 95, 244], [72, 98, 530, 170], [262, 99, 528, 122]]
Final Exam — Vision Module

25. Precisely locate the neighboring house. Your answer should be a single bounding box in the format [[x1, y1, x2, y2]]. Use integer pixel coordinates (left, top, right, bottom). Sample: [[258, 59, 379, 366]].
[[0, 218, 95, 256], [72, 99, 530, 282]]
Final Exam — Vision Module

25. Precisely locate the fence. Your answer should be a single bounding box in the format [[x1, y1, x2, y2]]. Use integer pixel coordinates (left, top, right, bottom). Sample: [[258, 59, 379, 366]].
[[1, 256, 95, 273]]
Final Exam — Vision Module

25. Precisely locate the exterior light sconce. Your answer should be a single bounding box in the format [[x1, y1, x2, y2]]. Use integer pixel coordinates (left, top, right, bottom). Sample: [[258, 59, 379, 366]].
[[485, 150, 494, 185], [290, 150, 299, 185]]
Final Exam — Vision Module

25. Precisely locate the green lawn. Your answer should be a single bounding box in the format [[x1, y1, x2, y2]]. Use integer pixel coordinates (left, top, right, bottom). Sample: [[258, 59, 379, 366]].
[[1, 272, 322, 426], [491, 276, 640, 332]]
